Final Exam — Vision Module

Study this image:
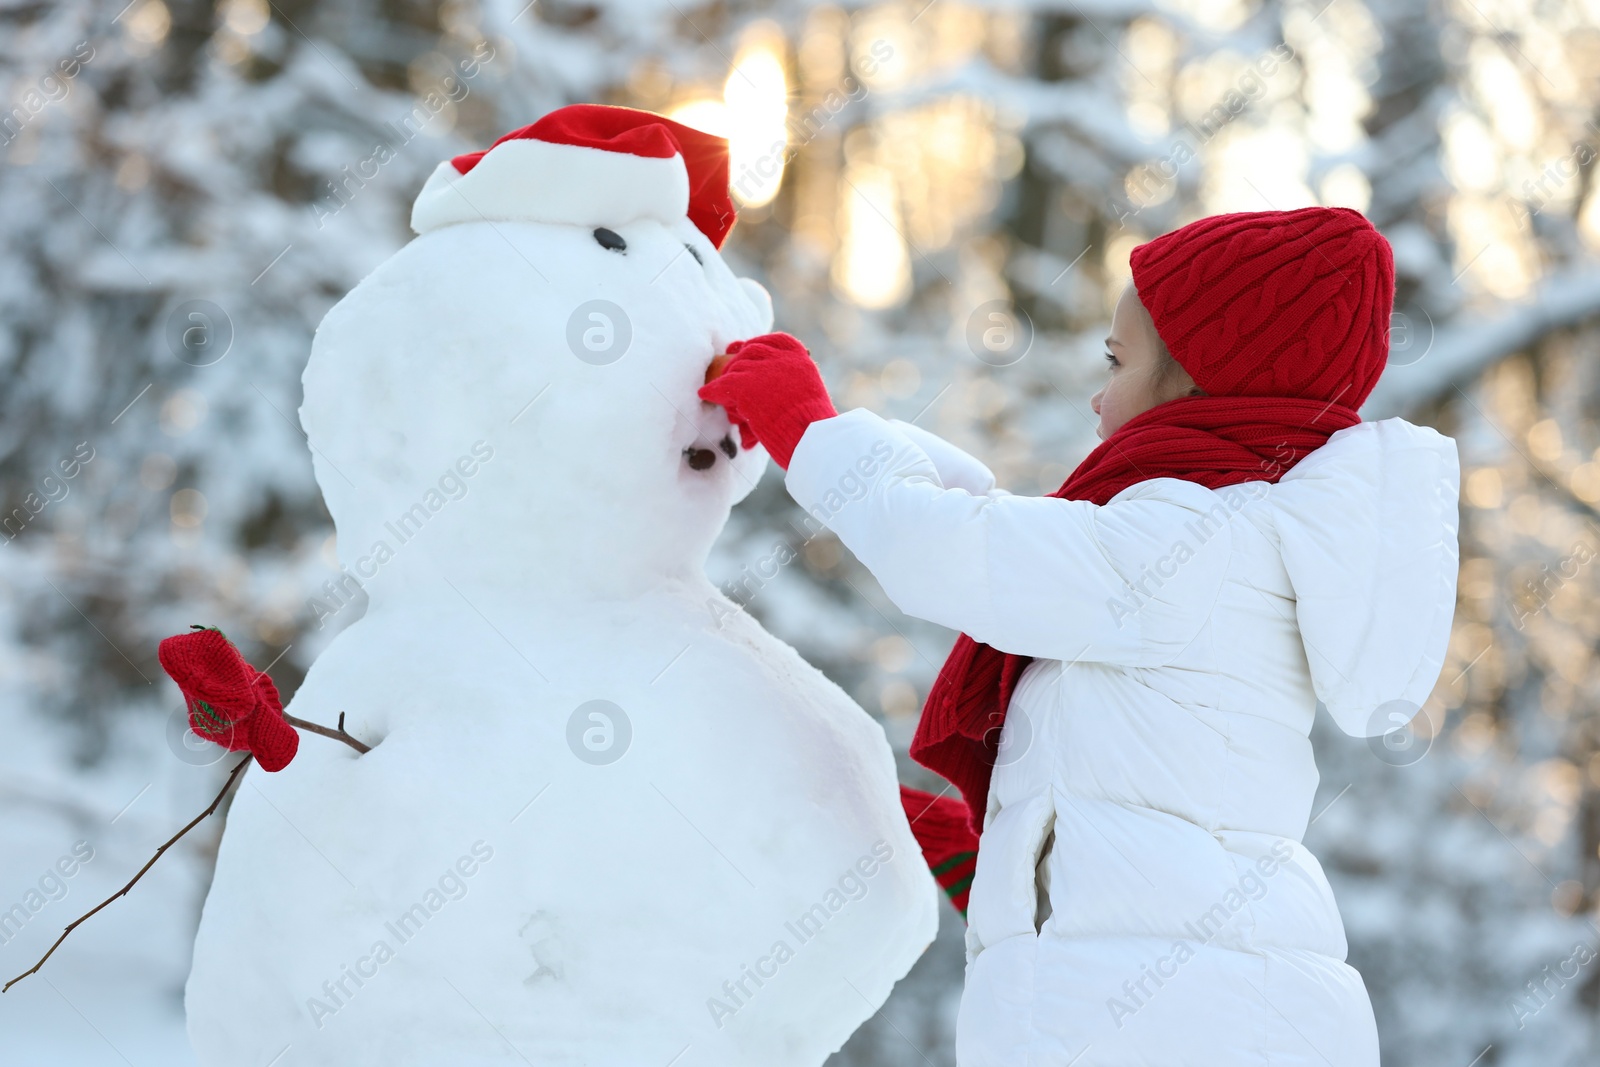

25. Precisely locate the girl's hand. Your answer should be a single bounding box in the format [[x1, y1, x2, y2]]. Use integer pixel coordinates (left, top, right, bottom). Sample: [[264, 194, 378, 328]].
[[698, 332, 838, 470]]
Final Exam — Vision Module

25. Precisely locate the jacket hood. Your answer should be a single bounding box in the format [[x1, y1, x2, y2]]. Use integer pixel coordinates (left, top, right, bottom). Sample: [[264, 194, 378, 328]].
[[1266, 417, 1461, 737]]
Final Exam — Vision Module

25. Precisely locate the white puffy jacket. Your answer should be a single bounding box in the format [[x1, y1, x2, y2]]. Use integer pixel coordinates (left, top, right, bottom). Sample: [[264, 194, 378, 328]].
[[785, 408, 1461, 1066]]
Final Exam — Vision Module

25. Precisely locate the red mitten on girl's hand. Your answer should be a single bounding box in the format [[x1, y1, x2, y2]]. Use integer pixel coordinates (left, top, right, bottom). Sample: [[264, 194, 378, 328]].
[[698, 332, 838, 470], [158, 627, 299, 771]]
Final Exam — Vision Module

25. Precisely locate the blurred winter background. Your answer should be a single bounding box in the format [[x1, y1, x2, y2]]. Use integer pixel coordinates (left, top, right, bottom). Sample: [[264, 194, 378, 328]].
[[2, 0, 1600, 1063]]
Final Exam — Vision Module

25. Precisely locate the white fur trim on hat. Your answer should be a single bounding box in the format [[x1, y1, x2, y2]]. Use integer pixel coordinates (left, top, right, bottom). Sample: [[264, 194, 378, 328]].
[[410, 139, 690, 235]]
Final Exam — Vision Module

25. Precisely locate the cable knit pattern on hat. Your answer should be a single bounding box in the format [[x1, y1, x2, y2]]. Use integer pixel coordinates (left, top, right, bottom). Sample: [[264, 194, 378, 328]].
[[1130, 205, 1394, 406]]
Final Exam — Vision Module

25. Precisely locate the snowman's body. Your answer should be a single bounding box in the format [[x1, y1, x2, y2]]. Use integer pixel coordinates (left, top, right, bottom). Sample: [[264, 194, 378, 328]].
[[185, 115, 937, 1066]]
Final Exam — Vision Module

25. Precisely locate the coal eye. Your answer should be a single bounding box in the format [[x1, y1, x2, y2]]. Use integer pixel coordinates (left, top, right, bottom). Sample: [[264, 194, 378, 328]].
[[593, 228, 626, 253], [684, 243, 704, 266]]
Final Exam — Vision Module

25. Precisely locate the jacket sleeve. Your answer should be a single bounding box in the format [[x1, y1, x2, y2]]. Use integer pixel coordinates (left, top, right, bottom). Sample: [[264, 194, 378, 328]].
[[884, 419, 1009, 498], [784, 409, 1232, 665]]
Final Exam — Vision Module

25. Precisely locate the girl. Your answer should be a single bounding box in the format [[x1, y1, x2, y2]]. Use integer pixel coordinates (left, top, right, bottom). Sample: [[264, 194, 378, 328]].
[[700, 206, 1461, 1066]]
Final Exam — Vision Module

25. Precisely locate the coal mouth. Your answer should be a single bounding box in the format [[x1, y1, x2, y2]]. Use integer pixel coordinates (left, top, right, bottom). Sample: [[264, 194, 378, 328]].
[[684, 434, 738, 471]]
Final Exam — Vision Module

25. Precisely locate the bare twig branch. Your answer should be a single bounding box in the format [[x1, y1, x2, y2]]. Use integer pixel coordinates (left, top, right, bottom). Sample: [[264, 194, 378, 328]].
[[283, 711, 370, 754], [4, 754, 254, 993]]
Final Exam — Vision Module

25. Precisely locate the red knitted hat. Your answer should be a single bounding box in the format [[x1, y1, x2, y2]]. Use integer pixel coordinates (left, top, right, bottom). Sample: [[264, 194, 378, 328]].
[[412, 104, 736, 247], [1129, 206, 1394, 409]]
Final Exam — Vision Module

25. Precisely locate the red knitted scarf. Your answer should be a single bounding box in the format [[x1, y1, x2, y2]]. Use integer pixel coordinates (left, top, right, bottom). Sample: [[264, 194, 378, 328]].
[[911, 392, 1362, 836]]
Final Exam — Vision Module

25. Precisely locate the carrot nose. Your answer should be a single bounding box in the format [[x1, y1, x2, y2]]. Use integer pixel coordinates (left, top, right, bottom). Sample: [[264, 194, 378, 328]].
[[704, 352, 732, 384]]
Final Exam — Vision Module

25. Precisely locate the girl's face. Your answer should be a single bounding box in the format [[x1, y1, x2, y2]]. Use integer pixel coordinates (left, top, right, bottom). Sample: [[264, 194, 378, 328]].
[[1090, 283, 1198, 440]]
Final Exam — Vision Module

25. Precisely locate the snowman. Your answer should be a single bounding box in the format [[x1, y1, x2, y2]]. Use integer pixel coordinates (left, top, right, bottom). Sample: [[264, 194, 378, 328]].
[[184, 105, 938, 1066]]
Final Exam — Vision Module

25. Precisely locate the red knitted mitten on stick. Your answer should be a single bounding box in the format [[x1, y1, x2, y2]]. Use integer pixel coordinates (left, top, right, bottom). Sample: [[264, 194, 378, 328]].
[[158, 627, 299, 771], [698, 332, 837, 470], [246, 672, 300, 771], [900, 784, 980, 920]]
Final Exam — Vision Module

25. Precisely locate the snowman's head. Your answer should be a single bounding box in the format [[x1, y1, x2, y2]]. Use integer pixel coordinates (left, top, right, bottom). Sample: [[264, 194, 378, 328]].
[[301, 106, 774, 605]]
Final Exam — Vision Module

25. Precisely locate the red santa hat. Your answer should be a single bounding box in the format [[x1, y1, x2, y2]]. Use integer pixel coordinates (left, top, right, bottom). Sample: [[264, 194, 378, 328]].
[[410, 104, 737, 248]]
